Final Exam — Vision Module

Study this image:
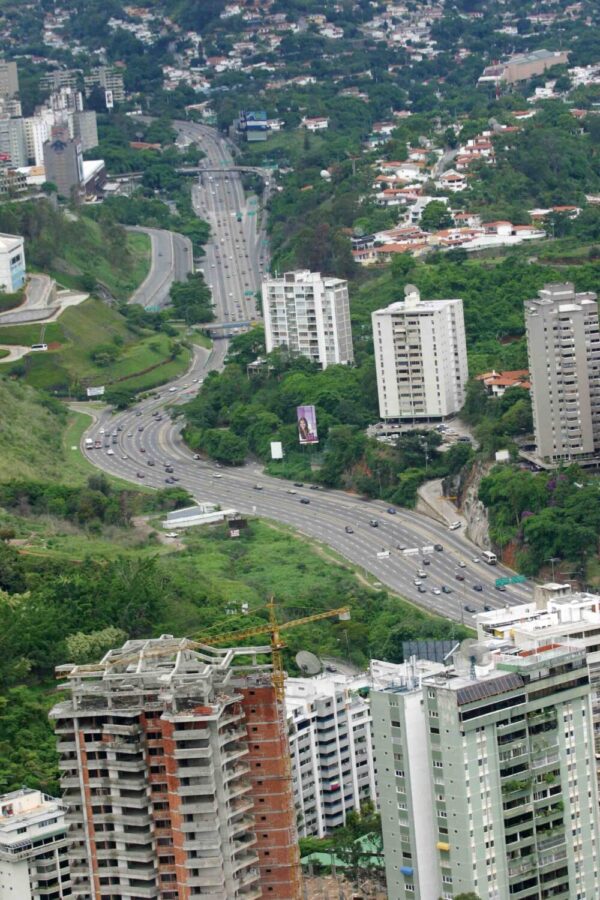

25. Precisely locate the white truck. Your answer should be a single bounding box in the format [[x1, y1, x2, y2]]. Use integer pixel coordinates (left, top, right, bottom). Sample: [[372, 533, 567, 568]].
[[84, 437, 94, 449]]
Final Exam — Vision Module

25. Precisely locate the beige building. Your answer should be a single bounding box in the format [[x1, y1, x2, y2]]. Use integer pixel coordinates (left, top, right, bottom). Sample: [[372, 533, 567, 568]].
[[0, 59, 18, 99], [262, 270, 354, 368], [524, 282, 600, 465], [372, 285, 468, 421]]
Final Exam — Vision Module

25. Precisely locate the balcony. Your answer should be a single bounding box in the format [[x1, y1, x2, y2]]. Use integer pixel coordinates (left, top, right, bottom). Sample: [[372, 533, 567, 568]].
[[174, 746, 212, 760], [184, 855, 223, 869]]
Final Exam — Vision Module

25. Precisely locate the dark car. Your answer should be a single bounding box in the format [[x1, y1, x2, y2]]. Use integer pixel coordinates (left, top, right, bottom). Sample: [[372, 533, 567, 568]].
[[484, 604, 493, 611], [294, 482, 304, 487], [309, 484, 320, 490], [464, 604, 477, 613], [387, 507, 397, 515], [434, 544, 444, 552], [147, 460, 155, 466], [165, 477, 174, 484], [473, 583, 483, 592], [300, 498, 310, 505], [417, 585, 427, 593], [422, 558, 431, 566], [441, 586, 453, 594], [136, 472, 145, 479], [455, 573, 465, 581], [345, 526, 354, 534], [369, 519, 379, 528], [495, 584, 507, 592]]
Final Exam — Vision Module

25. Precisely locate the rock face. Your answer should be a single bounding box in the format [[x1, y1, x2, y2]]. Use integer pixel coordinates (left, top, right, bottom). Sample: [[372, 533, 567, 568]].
[[444, 460, 493, 551]]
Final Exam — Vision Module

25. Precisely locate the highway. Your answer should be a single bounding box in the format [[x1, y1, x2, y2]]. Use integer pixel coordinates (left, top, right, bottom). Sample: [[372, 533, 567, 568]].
[[82, 124, 534, 625], [128, 226, 193, 310]]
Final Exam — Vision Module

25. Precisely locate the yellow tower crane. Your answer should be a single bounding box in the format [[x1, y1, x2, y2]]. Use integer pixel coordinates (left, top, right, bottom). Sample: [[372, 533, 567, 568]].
[[195, 599, 351, 701]]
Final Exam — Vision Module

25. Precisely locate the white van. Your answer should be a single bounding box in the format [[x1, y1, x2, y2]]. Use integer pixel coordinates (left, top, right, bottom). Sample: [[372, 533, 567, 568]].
[[31, 343, 48, 352], [449, 521, 462, 531]]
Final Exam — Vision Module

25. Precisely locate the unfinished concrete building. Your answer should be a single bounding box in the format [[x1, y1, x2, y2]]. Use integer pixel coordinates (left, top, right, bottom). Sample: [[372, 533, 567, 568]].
[[50, 635, 301, 900]]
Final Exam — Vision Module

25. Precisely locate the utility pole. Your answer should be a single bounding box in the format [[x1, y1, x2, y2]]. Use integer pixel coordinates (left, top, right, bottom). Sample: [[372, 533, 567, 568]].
[[545, 557, 560, 581]]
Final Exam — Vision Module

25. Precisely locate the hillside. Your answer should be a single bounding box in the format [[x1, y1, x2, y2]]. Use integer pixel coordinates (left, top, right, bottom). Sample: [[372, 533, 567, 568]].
[[0, 299, 191, 395], [0, 200, 150, 300], [0, 379, 72, 482]]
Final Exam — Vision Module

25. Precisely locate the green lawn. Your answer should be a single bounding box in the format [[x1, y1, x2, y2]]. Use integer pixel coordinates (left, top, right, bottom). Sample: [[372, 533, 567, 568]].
[[0, 299, 191, 393]]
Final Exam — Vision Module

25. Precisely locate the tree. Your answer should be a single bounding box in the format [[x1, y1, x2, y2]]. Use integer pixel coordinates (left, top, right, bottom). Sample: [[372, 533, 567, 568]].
[[65, 626, 127, 664], [420, 200, 453, 232]]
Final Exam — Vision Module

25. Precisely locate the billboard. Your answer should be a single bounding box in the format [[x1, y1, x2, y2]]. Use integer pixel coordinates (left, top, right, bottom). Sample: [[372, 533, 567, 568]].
[[86, 386, 105, 397], [297, 405, 318, 445], [105, 89, 114, 109], [270, 441, 283, 460]]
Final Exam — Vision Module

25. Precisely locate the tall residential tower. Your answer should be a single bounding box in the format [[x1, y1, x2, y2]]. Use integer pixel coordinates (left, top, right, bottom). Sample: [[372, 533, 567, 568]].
[[372, 286, 468, 421], [524, 282, 600, 466], [262, 270, 354, 369], [372, 642, 600, 899]]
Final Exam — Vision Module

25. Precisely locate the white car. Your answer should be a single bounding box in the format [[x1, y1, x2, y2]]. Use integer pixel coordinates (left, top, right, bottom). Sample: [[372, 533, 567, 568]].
[[107, 449, 115, 456], [449, 521, 462, 531], [432, 588, 441, 595], [168, 387, 177, 393], [472, 556, 480, 563], [164, 532, 180, 538], [99, 427, 105, 434], [213, 473, 223, 478], [414, 579, 422, 586]]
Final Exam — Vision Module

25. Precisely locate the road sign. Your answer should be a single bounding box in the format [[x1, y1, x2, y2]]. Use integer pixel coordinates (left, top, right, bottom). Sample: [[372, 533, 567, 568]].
[[495, 575, 526, 587]]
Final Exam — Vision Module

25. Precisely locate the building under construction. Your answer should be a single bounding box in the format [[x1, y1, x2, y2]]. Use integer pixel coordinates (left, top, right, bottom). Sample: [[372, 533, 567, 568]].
[[50, 634, 301, 900]]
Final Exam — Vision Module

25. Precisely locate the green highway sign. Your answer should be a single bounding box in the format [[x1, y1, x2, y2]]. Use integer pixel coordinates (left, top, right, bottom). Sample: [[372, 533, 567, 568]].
[[495, 575, 526, 587]]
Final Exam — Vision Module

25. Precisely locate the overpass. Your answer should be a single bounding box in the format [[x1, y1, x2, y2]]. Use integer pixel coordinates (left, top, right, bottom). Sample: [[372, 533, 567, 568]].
[[110, 165, 270, 181]]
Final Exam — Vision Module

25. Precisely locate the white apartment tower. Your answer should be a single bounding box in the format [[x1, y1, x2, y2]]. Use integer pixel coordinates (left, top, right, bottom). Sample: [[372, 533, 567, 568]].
[[262, 270, 354, 368], [0, 788, 71, 899], [524, 282, 600, 465], [372, 286, 468, 421], [286, 674, 376, 838]]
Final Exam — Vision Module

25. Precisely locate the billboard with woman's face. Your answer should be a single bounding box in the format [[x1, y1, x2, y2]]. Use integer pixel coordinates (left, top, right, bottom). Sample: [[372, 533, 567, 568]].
[[297, 405, 319, 445]]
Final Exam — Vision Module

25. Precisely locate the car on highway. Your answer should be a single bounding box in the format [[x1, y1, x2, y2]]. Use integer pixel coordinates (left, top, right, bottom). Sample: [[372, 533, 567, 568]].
[[484, 604, 493, 611], [138, 426, 144, 432], [464, 604, 477, 614], [495, 584, 507, 592], [473, 583, 483, 592], [422, 558, 430, 566], [168, 387, 177, 393], [472, 556, 480, 563], [136, 411, 142, 417], [345, 526, 354, 534], [386, 507, 396, 515], [286, 489, 297, 494], [418, 585, 427, 593], [449, 521, 462, 531], [432, 588, 441, 595], [193, 454, 201, 460], [147, 460, 155, 466], [253, 484, 263, 490], [136, 472, 145, 479], [457, 561, 466, 568], [300, 498, 310, 505], [309, 484, 319, 490], [165, 466, 174, 473], [107, 449, 115, 455], [369, 519, 379, 527], [127, 432, 133, 437], [417, 569, 427, 578], [99, 428, 105, 434], [455, 573, 465, 581], [165, 477, 175, 484], [121, 454, 128, 460], [441, 586, 453, 594]]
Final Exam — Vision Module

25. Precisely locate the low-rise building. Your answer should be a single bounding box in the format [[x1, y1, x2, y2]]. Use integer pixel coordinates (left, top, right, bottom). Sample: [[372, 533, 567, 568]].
[[0, 788, 71, 899], [0, 232, 25, 291]]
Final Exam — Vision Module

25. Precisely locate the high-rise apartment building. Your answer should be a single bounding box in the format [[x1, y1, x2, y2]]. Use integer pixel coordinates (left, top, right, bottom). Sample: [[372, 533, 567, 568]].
[[262, 270, 354, 368], [0, 60, 18, 100], [0, 788, 71, 899], [83, 67, 125, 104], [287, 660, 438, 839], [0, 115, 27, 166], [43, 126, 83, 199], [372, 285, 468, 421], [72, 110, 99, 153], [372, 642, 600, 900], [51, 635, 301, 900], [524, 282, 600, 465]]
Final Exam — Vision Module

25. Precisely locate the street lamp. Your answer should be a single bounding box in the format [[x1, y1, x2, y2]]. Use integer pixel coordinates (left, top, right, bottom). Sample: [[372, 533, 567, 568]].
[[545, 557, 560, 581]]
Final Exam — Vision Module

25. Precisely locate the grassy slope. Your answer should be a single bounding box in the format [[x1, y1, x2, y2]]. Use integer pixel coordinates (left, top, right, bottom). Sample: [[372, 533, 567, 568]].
[[0, 380, 72, 482], [0, 299, 191, 392], [47, 225, 150, 300]]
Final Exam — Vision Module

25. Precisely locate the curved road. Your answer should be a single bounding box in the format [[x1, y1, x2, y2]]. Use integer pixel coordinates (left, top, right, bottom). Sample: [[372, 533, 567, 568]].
[[82, 125, 533, 625]]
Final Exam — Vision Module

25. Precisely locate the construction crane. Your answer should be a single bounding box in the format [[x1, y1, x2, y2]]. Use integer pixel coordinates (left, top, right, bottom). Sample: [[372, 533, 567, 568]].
[[196, 599, 351, 702]]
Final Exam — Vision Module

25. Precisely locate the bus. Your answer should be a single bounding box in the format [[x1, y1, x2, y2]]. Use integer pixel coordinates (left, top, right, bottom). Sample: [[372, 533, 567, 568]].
[[482, 550, 497, 565]]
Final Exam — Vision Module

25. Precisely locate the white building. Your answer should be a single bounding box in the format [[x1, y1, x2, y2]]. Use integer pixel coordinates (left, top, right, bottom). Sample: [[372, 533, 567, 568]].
[[23, 117, 50, 166], [0, 788, 71, 899], [287, 660, 437, 838], [262, 270, 354, 368], [372, 285, 468, 421], [0, 232, 25, 292]]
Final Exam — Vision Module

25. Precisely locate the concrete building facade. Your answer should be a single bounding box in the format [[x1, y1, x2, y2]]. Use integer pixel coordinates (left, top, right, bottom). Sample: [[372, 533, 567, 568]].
[[0, 788, 71, 899], [0, 115, 27, 166], [372, 643, 600, 900], [262, 270, 354, 368], [0, 232, 25, 292], [50, 635, 301, 900], [72, 110, 99, 153], [43, 126, 83, 199], [286, 673, 376, 838], [0, 60, 18, 99], [372, 285, 468, 421], [84, 67, 125, 103], [524, 282, 600, 465]]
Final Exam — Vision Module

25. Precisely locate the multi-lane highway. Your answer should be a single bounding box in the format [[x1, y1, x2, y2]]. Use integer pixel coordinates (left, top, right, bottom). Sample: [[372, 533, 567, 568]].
[[82, 124, 534, 625], [128, 226, 193, 310]]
